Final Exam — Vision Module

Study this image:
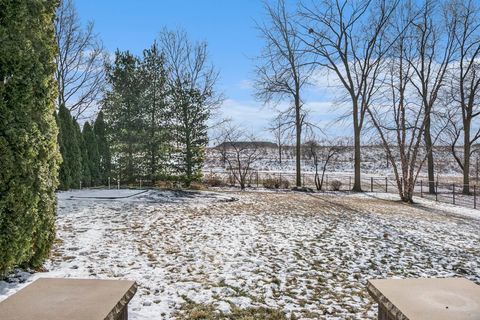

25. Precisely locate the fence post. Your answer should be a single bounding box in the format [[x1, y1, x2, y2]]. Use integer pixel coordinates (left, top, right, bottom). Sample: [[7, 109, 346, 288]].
[[303, 174, 305, 187], [108, 177, 111, 189], [477, 157, 479, 183], [385, 177, 388, 192], [117, 179, 120, 190], [420, 180, 423, 198], [453, 183, 455, 205], [349, 176, 352, 190], [474, 185, 477, 209], [256, 171, 259, 188], [79, 181, 82, 190], [371, 177, 373, 192], [435, 181, 438, 202]]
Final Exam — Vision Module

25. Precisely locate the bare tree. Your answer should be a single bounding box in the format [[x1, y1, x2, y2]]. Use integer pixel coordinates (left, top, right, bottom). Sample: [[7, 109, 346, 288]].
[[305, 139, 340, 190], [367, 1, 447, 202], [268, 113, 292, 164], [301, 0, 400, 191], [55, 0, 106, 119], [405, 0, 457, 194], [255, 0, 313, 187], [216, 124, 262, 190], [158, 28, 222, 109], [445, 0, 480, 194]]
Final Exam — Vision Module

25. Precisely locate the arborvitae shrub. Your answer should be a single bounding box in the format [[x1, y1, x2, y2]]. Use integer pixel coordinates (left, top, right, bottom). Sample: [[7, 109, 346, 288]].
[[0, 0, 60, 274]]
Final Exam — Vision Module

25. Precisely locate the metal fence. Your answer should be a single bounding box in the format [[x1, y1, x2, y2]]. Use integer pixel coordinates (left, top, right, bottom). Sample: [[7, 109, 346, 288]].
[[203, 170, 480, 210]]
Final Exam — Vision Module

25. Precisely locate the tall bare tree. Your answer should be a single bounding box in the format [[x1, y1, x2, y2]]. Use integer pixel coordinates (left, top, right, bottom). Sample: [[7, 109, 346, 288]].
[[301, 0, 400, 191], [406, 0, 456, 194], [255, 0, 313, 187], [367, 1, 449, 202], [158, 28, 222, 109], [445, 0, 480, 194], [367, 2, 421, 202], [55, 0, 106, 119]]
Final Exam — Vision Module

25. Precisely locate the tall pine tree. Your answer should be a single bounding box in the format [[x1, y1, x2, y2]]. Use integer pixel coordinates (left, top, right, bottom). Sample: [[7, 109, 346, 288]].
[[140, 42, 169, 184], [171, 82, 209, 185], [57, 104, 83, 189], [57, 104, 79, 189], [0, 0, 61, 274], [73, 120, 90, 187], [103, 50, 143, 183]]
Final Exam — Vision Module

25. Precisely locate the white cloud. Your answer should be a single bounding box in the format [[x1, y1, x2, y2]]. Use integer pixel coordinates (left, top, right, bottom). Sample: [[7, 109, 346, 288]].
[[210, 98, 351, 141], [238, 79, 254, 90]]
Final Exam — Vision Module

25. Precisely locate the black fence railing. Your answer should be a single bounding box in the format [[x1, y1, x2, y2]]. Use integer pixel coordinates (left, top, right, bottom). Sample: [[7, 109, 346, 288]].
[[203, 170, 480, 210]]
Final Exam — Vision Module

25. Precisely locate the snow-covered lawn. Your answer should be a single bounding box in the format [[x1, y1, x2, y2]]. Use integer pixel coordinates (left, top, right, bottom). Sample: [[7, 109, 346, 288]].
[[1, 189, 479, 319]]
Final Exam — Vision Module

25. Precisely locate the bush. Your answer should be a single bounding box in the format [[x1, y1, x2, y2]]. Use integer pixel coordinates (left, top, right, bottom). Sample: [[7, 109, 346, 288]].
[[189, 182, 204, 190], [263, 178, 290, 189], [203, 174, 225, 187], [330, 180, 342, 191], [263, 178, 278, 189], [280, 179, 290, 189]]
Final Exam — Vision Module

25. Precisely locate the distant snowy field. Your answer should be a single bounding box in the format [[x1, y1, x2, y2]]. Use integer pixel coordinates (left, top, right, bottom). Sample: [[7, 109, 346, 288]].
[[1, 189, 479, 319], [204, 146, 471, 179]]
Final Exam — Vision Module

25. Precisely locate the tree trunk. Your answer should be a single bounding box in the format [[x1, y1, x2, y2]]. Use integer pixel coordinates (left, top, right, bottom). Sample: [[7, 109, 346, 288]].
[[424, 116, 435, 194], [127, 135, 133, 184], [463, 121, 471, 194], [401, 187, 414, 203], [295, 97, 302, 187], [314, 159, 320, 190], [150, 113, 156, 185], [279, 144, 282, 164], [353, 110, 362, 191]]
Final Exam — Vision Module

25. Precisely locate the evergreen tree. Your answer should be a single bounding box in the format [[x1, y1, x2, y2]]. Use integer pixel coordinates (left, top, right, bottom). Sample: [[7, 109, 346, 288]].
[[57, 106, 70, 189], [0, 0, 61, 274], [102, 37, 217, 187], [94, 110, 111, 185], [74, 120, 90, 187], [82, 121, 100, 186], [171, 82, 209, 185], [103, 50, 143, 183], [57, 104, 82, 190], [140, 42, 169, 184], [159, 29, 219, 186]]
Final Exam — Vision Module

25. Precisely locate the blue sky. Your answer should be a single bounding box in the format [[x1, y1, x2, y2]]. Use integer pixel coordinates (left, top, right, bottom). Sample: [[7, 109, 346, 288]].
[[75, 0, 345, 140]]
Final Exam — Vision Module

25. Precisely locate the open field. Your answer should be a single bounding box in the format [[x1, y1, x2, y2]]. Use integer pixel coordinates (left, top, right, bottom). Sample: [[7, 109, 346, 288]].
[[1, 189, 479, 319]]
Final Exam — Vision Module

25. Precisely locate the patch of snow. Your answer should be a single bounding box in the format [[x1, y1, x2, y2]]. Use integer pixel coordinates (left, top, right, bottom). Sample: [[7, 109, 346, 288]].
[[0, 189, 478, 319]]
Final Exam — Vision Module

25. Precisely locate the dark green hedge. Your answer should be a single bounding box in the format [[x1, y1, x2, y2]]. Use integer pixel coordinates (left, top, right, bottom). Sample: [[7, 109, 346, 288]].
[[0, 0, 60, 275]]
